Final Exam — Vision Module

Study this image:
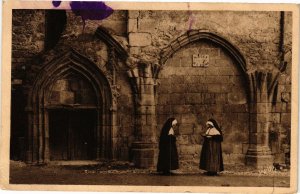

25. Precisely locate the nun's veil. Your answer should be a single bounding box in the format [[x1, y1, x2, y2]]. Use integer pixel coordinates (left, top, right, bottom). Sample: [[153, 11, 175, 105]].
[[160, 117, 176, 138], [208, 118, 223, 141]]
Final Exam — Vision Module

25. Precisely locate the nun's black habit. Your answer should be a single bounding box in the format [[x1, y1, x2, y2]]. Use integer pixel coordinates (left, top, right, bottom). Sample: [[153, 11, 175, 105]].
[[199, 119, 224, 174], [157, 118, 179, 173]]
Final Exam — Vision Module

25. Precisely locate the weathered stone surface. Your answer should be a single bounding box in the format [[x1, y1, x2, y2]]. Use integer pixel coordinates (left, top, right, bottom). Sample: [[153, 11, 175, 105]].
[[11, 10, 291, 168], [128, 11, 140, 19], [128, 19, 138, 32], [129, 33, 152, 47], [179, 145, 198, 155]]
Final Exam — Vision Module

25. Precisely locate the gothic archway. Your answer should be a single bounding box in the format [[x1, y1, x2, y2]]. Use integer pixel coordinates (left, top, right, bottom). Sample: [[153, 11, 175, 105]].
[[26, 49, 113, 164], [160, 30, 247, 74], [158, 30, 250, 165]]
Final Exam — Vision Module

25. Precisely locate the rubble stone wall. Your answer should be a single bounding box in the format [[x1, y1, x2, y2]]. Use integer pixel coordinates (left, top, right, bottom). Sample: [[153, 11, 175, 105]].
[[12, 10, 45, 78]]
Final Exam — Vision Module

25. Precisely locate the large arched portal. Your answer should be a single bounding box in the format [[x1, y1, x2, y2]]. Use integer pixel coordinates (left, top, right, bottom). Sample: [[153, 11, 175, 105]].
[[48, 73, 98, 160], [158, 31, 249, 165], [26, 50, 112, 164]]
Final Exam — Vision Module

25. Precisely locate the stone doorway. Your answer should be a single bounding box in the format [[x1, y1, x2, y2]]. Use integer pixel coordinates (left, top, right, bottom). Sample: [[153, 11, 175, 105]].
[[25, 51, 114, 164], [49, 109, 97, 161]]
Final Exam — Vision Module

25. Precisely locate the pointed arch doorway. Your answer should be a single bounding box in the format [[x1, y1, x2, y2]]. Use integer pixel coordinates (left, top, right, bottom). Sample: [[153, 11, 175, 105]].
[[47, 73, 98, 161], [26, 50, 113, 164]]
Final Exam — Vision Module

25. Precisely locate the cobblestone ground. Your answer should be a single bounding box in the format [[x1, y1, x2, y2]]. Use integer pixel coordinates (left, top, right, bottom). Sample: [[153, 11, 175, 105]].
[[9, 161, 290, 187]]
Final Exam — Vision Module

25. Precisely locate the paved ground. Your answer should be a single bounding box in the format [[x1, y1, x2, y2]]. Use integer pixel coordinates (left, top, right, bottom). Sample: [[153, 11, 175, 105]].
[[9, 161, 290, 187]]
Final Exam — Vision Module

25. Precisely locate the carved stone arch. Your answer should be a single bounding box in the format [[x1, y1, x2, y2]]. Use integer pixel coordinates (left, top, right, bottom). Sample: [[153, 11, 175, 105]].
[[95, 26, 128, 61], [160, 30, 247, 74], [26, 49, 114, 164]]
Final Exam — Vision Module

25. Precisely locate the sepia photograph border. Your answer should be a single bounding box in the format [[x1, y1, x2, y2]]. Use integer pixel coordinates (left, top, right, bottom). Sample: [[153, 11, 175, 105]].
[[1, 1, 299, 193]]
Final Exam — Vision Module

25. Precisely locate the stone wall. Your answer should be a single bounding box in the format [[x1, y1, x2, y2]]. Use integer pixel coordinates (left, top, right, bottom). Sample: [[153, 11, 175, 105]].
[[157, 40, 248, 165], [10, 9, 292, 167], [128, 11, 282, 69], [12, 10, 45, 80], [269, 12, 292, 164], [11, 10, 135, 162]]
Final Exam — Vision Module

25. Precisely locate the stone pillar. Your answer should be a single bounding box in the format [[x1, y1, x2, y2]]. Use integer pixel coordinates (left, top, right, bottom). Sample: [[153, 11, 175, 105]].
[[128, 63, 157, 168], [245, 71, 279, 168]]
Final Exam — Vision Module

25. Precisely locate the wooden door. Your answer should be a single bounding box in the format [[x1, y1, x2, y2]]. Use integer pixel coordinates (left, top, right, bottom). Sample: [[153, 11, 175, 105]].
[[49, 109, 96, 160]]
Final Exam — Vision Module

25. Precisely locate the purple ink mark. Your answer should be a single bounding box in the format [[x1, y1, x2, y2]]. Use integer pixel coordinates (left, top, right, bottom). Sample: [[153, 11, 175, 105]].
[[70, 1, 114, 21], [187, 2, 195, 31], [52, 1, 62, 7], [51, 1, 114, 33]]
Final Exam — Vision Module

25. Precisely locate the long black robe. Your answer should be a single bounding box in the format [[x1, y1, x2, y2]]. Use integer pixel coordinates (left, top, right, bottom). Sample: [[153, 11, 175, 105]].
[[157, 134, 179, 172], [199, 135, 224, 172]]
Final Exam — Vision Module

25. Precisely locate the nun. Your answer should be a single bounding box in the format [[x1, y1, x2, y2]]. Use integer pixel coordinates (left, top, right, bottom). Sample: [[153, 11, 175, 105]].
[[199, 118, 224, 176], [157, 118, 179, 175]]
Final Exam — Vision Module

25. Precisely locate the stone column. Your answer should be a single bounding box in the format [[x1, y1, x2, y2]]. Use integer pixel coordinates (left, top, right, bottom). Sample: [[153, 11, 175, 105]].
[[127, 63, 157, 168], [245, 70, 279, 168]]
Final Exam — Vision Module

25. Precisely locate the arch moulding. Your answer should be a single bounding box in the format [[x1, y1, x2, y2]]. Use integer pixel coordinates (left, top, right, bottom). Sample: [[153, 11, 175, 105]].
[[159, 30, 247, 74], [158, 30, 277, 169], [25, 49, 114, 164]]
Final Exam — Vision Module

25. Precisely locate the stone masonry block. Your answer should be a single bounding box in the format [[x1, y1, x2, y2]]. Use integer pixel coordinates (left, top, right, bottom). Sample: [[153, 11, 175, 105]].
[[281, 113, 291, 126], [180, 56, 192, 67], [215, 93, 228, 103], [225, 104, 248, 113], [228, 92, 247, 105], [220, 85, 233, 93], [232, 144, 243, 154], [238, 113, 249, 123], [141, 84, 154, 94], [129, 46, 141, 56], [138, 105, 156, 114], [167, 57, 181, 67], [185, 76, 199, 84], [128, 11, 139, 18], [157, 105, 171, 114], [157, 83, 170, 94], [170, 75, 185, 84], [222, 143, 234, 154], [138, 19, 158, 32], [170, 83, 186, 93], [181, 114, 196, 124], [173, 105, 191, 114], [185, 93, 202, 104], [60, 91, 74, 104], [250, 113, 269, 123], [170, 94, 185, 105], [179, 123, 194, 135], [186, 85, 208, 93], [141, 94, 155, 105], [157, 94, 169, 105], [287, 103, 291, 112], [129, 33, 152, 47], [205, 68, 220, 76], [177, 135, 189, 145], [250, 103, 269, 114], [270, 113, 281, 124], [218, 67, 236, 76], [52, 79, 68, 91], [190, 135, 202, 144], [207, 84, 222, 93], [179, 145, 197, 155]]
